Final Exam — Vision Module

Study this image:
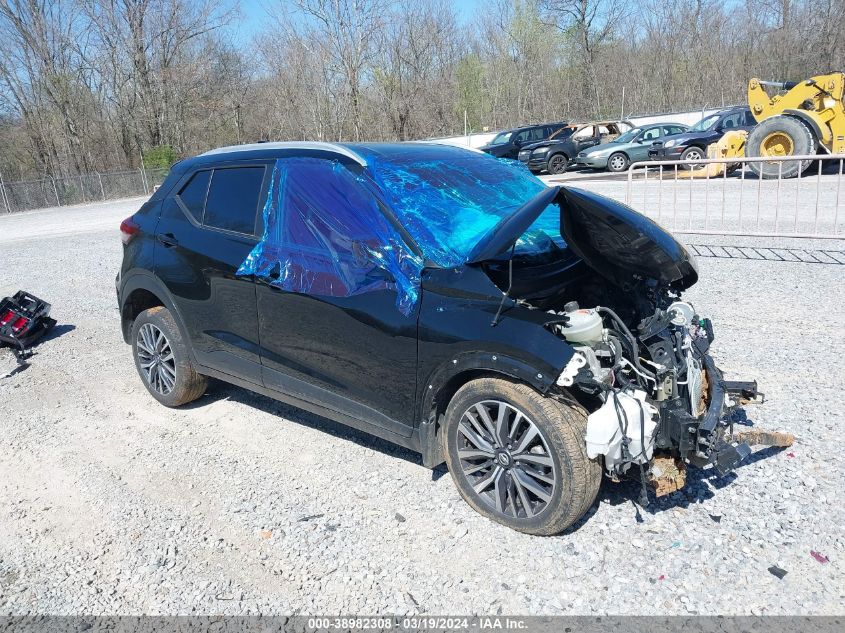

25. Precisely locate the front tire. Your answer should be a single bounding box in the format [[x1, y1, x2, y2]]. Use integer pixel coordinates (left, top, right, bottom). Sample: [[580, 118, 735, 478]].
[[746, 115, 817, 179], [131, 306, 207, 407], [441, 378, 601, 535], [546, 153, 569, 175], [606, 152, 630, 172], [679, 145, 706, 170]]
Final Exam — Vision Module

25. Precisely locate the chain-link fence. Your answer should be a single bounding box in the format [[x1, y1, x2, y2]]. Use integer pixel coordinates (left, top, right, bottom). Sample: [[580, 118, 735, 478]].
[[0, 168, 170, 214]]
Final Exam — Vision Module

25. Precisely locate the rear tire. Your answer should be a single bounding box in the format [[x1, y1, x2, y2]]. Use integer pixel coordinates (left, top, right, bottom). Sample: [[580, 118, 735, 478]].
[[131, 306, 207, 407], [441, 377, 601, 535], [746, 115, 817, 179], [607, 152, 629, 172]]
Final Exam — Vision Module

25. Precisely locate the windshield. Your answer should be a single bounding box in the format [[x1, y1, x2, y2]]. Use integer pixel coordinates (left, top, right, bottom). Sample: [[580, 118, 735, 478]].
[[490, 131, 512, 145], [366, 155, 562, 267], [612, 127, 642, 144], [690, 114, 720, 132]]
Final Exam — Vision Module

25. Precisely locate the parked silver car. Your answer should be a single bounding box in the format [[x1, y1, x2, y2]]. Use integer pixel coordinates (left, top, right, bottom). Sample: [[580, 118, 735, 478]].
[[575, 123, 689, 172]]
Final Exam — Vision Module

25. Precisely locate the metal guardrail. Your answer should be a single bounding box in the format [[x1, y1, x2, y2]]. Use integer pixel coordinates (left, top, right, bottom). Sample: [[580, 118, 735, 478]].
[[0, 168, 169, 214], [625, 154, 845, 239]]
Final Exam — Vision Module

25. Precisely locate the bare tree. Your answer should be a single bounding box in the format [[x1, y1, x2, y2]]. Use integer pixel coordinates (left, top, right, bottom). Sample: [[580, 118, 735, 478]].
[[0, 0, 842, 180], [290, 0, 390, 141]]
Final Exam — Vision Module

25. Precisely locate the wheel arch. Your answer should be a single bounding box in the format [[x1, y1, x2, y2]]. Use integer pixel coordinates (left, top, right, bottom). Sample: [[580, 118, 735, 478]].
[[417, 352, 562, 468], [119, 272, 191, 356]]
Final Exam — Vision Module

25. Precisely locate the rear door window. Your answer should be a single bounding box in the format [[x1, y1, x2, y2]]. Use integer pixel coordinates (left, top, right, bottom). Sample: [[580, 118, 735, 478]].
[[204, 166, 265, 235], [176, 170, 211, 221], [514, 130, 532, 144]]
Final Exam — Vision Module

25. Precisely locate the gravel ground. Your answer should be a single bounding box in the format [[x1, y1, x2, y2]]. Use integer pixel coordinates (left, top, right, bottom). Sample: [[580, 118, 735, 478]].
[[0, 196, 843, 616]]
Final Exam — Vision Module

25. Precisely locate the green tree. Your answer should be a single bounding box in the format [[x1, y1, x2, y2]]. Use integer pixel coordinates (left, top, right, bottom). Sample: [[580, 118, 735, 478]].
[[142, 145, 178, 169]]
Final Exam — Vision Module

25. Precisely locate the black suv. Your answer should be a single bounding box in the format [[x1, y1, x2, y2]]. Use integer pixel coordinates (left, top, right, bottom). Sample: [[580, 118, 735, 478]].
[[478, 122, 567, 159], [649, 107, 756, 163], [118, 141, 758, 535], [518, 121, 631, 174]]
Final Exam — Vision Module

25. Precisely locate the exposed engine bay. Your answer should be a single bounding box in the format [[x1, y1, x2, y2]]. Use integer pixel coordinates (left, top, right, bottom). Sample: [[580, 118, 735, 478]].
[[538, 290, 774, 500], [477, 186, 791, 500], [547, 299, 735, 480]]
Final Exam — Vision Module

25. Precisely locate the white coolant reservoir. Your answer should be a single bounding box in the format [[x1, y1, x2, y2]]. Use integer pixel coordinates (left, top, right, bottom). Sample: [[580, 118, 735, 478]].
[[585, 390, 659, 473], [558, 308, 603, 344]]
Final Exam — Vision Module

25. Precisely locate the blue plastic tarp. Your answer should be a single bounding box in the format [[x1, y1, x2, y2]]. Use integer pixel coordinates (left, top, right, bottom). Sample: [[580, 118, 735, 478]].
[[238, 149, 563, 315]]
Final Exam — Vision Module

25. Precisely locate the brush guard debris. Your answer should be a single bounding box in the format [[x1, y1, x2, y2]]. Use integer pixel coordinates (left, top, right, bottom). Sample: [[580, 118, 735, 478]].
[[0, 291, 56, 365]]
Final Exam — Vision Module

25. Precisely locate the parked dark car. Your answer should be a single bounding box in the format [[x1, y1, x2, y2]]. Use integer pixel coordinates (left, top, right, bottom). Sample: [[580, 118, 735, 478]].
[[648, 107, 756, 163], [518, 121, 632, 174], [478, 122, 568, 159], [118, 141, 759, 535]]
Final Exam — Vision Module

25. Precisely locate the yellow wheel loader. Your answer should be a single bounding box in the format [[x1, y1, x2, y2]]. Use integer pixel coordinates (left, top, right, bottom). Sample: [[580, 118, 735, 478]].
[[746, 73, 845, 178]]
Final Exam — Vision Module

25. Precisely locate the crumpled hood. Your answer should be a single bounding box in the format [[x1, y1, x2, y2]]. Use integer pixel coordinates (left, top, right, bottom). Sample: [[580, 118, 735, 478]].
[[558, 187, 698, 289], [468, 185, 698, 290]]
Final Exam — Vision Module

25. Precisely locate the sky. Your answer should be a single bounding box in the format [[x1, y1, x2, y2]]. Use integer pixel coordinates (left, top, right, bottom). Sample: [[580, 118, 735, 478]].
[[237, 0, 484, 39]]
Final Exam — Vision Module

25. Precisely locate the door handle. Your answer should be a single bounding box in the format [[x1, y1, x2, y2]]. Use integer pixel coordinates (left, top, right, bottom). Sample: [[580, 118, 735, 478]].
[[157, 233, 178, 248]]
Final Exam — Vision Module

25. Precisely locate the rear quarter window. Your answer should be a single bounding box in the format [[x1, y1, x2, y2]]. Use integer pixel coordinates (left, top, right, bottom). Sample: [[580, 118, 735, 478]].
[[176, 170, 211, 221], [204, 166, 265, 234]]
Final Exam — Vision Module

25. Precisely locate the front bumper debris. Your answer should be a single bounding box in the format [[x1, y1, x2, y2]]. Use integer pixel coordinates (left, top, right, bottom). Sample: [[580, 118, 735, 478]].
[[655, 350, 777, 478], [648, 455, 687, 497]]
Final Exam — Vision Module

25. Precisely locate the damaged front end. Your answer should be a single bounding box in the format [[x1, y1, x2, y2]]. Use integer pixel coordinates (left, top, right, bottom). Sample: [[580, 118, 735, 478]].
[[478, 186, 787, 500], [551, 298, 764, 496]]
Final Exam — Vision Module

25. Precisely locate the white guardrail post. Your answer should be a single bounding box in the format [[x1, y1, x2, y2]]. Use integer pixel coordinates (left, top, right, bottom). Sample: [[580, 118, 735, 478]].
[[625, 154, 845, 239]]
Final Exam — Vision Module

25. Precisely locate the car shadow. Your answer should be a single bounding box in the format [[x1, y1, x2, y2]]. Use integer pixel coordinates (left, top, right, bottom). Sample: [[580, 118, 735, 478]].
[[192, 378, 448, 477], [179, 379, 788, 529], [38, 323, 76, 344], [593, 444, 788, 519]]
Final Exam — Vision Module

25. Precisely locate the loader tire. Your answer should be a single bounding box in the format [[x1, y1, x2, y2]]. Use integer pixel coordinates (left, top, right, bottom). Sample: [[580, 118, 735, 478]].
[[746, 115, 817, 179]]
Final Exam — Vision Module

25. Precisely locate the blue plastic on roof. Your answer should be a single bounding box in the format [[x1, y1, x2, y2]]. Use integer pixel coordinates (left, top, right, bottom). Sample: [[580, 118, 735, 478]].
[[360, 151, 562, 266], [238, 147, 564, 314]]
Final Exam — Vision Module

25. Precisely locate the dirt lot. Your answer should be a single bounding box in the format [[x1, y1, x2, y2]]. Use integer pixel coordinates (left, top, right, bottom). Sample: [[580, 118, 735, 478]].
[[0, 196, 843, 615]]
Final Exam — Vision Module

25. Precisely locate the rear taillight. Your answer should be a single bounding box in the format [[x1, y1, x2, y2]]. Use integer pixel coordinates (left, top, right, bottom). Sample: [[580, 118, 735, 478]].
[[11, 316, 29, 333], [0, 309, 15, 326], [120, 217, 140, 245]]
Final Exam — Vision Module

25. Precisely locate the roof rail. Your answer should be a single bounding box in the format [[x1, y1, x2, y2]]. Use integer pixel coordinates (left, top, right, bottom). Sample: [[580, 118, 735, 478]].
[[200, 141, 367, 165]]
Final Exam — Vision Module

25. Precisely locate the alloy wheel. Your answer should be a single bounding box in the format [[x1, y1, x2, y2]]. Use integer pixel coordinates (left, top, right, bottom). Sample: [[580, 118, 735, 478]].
[[548, 155, 566, 174], [609, 154, 627, 171], [136, 323, 176, 395], [456, 400, 557, 519]]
